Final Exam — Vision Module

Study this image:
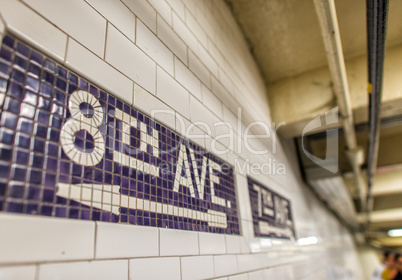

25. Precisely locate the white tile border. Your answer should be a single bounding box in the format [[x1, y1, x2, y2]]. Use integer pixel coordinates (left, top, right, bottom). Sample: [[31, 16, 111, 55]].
[[159, 228, 199, 256], [0, 0, 67, 62], [95, 222, 159, 259], [0, 213, 95, 264]]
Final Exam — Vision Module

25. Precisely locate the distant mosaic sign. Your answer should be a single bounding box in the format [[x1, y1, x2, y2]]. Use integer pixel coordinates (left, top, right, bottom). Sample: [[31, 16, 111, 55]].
[[248, 177, 295, 239], [0, 35, 240, 234]]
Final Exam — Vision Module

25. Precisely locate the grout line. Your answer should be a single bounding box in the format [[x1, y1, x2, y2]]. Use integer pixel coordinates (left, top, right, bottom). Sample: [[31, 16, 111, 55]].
[[83, 0, 135, 44], [93, 222, 98, 259], [179, 256, 183, 280], [197, 232, 201, 255], [173, 54, 176, 79], [64, 36, 69, 64], [134, 16, 138, 44], [155, 11, 159, 36], [158, 228, 161, 257], [34, 264, 40, 280], [131, 81, 135, 106], [103, 21, 109, 61], [127, 259, 130, 280], [212, 255, 216, 278]]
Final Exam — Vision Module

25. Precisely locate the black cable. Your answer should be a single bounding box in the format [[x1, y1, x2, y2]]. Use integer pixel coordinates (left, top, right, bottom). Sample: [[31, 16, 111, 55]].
[[366, 0, 389, 231]]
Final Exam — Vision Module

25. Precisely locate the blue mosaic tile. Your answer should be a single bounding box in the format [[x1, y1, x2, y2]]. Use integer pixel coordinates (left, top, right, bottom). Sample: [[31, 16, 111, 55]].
[[44, 59, 56, 73], [42, 71, 54, 85], [17, 119, 33, 135], [247, 177, 295, 239], [0, 63, 10, 79], [0, 46, 13, 62], [14, 55, 27, 71], [40, 83, 52, 99], [3, 36, 15, 48], [16, 42, 29, 58], [0, 35, 240, 235], [30, 50, 43, 66], [11, 69, 25, 84]]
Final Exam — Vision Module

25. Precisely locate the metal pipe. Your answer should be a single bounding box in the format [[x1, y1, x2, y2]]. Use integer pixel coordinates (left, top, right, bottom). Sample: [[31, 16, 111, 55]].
[[313, 0, 366, 213]]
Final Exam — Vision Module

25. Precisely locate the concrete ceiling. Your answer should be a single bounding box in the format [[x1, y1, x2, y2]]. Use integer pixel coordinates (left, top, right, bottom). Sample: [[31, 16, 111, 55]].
[[226, 0, 402, 83], [225, 0, 402, 248]]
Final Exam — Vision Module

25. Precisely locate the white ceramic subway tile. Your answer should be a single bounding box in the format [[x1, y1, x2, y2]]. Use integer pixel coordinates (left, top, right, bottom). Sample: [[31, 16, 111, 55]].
[[292, 262, 312, 278], [159, 228, 199, 256], [226, 151, 239, 169], [175, 58, 202, 100], [236, 254, 255, 273], [228, 273, 249, 280], [95, 222, 158, 259], [248, 270, 264, 280], [148, 0, 172, 26], [240, 223, 254, 254], [212, 77, 238, 114], [218, 68, 235, 96], [185, 10, 208, 48], [198, 45, 219, 78], [222, 105, 240, 133], [181, 256, 214, 280], [0, 214, 94, 263], [129, 257, 180, 280], [105, 24, 156, 94], [198, 232, 226, 255], [0, 0, 67, 62], [213, 134, 233, 155], [195, 5, 216, 42], [137, 20, 174, 75], [0, 13, 4, 37], [172, 12, 199, 56], [180, 0, 196, 10], [201, 84, 223, 118], [190, 95, 217, 137], [235, 175, 253, 221], [225, 235, 241, 254], [134, 83, 176, 130], [121, 0, 156, 33], [265, 251, 279, 266], [251, 254, 267, 271], [156, 67, 190, 119], [189, 51, 211, 88], [157, 15, 187, 64], [38, 260, 127, 280], [166, 0, 185, 20], [176, 116, 208, 149], [262, 268, 277, 279], [0, 265, 36, 280], [66, 38, 134, 104], [214, 255, 237, 277], [205, 137, 229, 162], [214, 122, 236, 153], [22, 0, 106, 57], [86, 0, 136, 42], [274, 265, 294, 280]]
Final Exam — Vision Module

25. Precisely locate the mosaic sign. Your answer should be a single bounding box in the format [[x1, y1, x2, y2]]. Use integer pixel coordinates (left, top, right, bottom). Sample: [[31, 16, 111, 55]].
[[0, 35, 240, 234], [248, 177, 295, 239]]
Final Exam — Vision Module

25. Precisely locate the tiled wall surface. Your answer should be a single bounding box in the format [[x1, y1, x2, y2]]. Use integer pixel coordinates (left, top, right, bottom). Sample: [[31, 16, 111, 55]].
[[0, 34, 240, 234], [0, 0, 364, 279]]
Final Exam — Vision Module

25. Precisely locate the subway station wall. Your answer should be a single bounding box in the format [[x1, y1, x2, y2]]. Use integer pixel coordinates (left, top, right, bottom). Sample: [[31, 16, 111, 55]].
[[0, 0, 364, 279]]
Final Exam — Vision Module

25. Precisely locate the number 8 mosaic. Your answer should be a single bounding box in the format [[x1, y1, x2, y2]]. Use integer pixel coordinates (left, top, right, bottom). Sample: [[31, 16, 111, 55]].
[[0, 35, 240, 235]]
